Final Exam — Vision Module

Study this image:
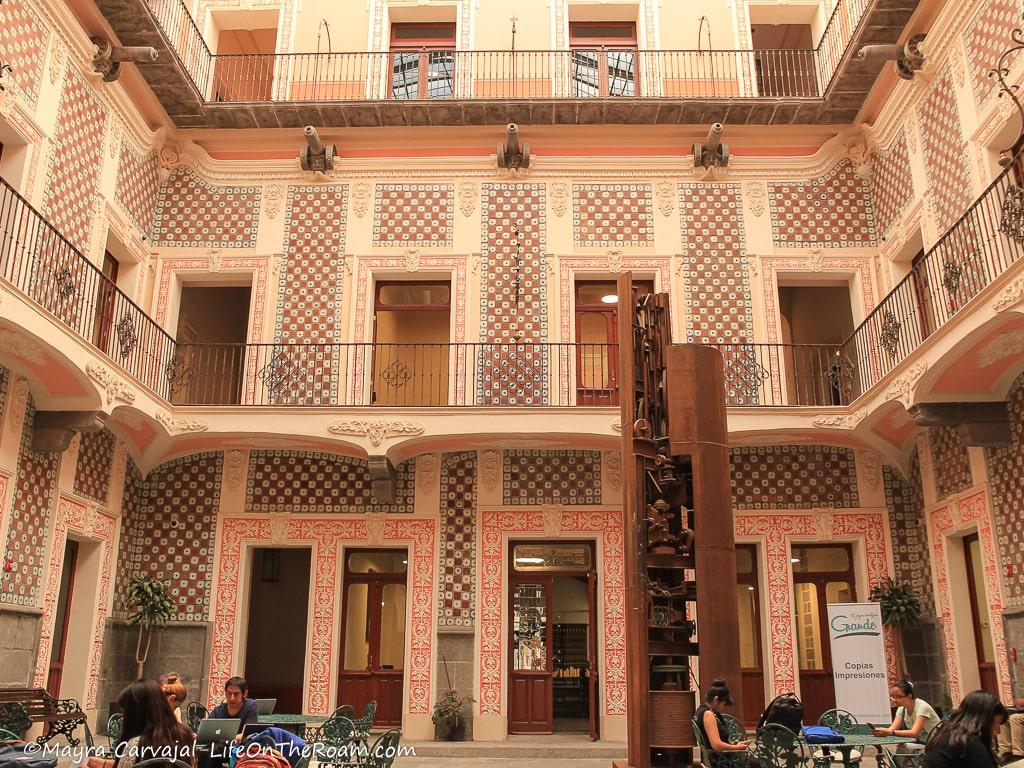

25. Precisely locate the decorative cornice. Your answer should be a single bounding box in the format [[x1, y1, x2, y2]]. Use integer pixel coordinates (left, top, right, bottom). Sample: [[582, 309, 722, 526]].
[[85, 362, 136, 406], [811, 409, 867, 429], [155, 410, 208, 435], [327, 419, 425, 446], [993, 275, 1024, 313], [883, 361, 928, 408]]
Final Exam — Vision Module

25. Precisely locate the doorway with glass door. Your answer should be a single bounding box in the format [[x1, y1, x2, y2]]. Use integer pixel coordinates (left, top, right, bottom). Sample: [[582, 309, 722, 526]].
[[46, 540, 79, 701], [339, 550, 408, 727], [792, 544, 856, 722], [574, 280, 651, 405], [963, 533, 998, 694], [508, 542, 599, 737]]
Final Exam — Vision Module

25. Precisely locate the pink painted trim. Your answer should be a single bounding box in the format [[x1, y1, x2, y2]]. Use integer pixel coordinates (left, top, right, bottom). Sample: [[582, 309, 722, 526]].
[[33, 495, 117, 709], [207, 516, 436, 716], [477, 508, 627, 718]]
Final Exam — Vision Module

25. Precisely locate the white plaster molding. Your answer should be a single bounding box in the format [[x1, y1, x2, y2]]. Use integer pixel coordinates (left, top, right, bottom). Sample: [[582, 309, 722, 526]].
[[654, 181, 675, 216], [858, 450, 881, 494], [607, 251, 623, 273], [812, 507, 835, 540], [993, 276, 1024, 313], [327, 419, 425, 446], [223, 449, 248, 492], [883, 361, 928, 408], [263, 186, 285, 220], [479, 449, 501, 492], [417, 453, 439, 495], [155, 410, 208, 435], [605, 450, 622, 491], [550, 182, 570, 216], [352, 182, 371, 218], [979, 327, 1024, 367], [611, 420, 622, 433], [541, 503, 562, 536], [404, 249, 421, 272], [268, 510, 289, 545], [811, 409, 867, 429], [365, 511, 386, 545], [86, 362, 136, 407], [743, 181, 767, 217], [458, 181, 476, 217]]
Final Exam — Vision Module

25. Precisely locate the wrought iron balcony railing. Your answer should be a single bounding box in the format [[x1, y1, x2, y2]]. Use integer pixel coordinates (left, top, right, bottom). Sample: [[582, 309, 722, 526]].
[[142, 0, 869, 105], [842, 154, 1024, 396], [0, 177, 176, 399]]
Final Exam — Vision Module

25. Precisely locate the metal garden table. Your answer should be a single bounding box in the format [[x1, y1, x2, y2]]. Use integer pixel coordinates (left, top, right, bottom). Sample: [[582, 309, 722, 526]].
[[256, 713, 330, 739], [813, 731, 916, 768]]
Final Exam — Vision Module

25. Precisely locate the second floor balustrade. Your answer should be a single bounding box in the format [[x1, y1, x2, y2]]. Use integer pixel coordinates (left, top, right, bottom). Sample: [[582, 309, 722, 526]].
[[209, 47, 821, 103]]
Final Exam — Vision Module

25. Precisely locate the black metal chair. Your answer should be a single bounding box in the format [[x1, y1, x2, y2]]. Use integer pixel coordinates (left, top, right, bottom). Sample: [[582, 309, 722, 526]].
[[754, 723, 812, 768], [185, 702, 207, 734], [365, 729, 401, 768], [817, 709, 863, 767], [692, 717, 750, 768]]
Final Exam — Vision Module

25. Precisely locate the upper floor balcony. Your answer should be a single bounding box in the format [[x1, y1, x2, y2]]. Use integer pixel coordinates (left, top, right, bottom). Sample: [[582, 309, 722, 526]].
[[92, 0, 918, 127]]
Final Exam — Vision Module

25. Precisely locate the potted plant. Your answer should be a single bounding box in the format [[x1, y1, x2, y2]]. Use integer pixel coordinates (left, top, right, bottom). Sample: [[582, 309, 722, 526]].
[[870, 577, 922, 679], [126, 574, 176, 679], [432, 657, 474, 741]]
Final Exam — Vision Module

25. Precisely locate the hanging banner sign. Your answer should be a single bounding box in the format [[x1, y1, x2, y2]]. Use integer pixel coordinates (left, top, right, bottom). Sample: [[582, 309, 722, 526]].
[[826, 602, 892, 724]]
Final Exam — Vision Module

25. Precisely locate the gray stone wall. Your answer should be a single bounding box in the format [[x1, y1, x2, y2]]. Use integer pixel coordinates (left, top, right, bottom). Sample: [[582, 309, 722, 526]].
[[435, 630, 475, 739], [0, 609, 41, 687], [1004, 607, 1024, 699], [96, 620, 212, 733], [901, 620, 950, 714]]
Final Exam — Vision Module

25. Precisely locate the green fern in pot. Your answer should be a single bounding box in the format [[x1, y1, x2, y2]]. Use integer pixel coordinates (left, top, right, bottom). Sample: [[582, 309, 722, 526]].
[[870, 577, 922, 679]]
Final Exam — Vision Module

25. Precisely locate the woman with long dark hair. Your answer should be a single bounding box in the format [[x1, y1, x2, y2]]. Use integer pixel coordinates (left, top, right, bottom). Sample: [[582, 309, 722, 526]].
[[90, 680, 195, 768], [925, 690, 1008, 768]]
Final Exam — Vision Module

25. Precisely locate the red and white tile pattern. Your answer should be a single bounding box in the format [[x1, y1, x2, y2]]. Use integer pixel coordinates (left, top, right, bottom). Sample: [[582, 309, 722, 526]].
[[478, 184, 548, 405], [478, 508, 626, 717], [439, 451, 476, 629], [33, 495, 116, 709], [274, 186, 348, 404], [679, 184, 752, 343], [929, 425, 973, 500], [572, 184, 654, 247], [115, 142, 160, 237], [769, 162, 877, 247], [917, 69, 972, 234], [883, 460, 934, 613], [373, 184, 454, 247], [246, 451, 415, 514], [154, 169, 260, 247], [208, 516, 436, 716], [1, 399, 59, 607], [870, 132, 914, 237], [984, 372, 1024, 607], [42, 70, 108, 251], [502, 449, 602, 505], [73, 429, 116, 503], [0, 0, 48, 104], [964, 0, 1022, 106], [730, 445, 860, 508], [125, 453, 222, 621]]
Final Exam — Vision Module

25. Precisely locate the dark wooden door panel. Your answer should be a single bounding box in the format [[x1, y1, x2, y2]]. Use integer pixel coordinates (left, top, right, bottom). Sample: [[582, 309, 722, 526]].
[[375, 674, 404, 726], [741, 671, 764, 726], [509, 676, 552, 733], [799, 671, 836, 724]]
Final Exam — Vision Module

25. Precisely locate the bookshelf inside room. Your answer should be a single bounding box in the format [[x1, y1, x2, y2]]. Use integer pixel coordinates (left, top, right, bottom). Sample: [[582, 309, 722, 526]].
[[553, 623, 589, 721]]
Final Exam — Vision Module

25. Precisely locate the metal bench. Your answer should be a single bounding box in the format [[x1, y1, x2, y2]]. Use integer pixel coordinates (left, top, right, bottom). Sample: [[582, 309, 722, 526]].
[[0, 688, 86, 745]]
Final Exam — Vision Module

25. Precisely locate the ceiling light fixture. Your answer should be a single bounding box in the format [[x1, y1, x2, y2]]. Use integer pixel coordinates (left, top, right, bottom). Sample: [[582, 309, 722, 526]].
[[601, 294, 618, 304]]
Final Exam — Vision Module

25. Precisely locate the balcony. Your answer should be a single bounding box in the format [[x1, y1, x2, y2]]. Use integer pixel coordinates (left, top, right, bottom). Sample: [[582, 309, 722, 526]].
[[91, 0, 919, 127], [2, 151, 1023, 415]]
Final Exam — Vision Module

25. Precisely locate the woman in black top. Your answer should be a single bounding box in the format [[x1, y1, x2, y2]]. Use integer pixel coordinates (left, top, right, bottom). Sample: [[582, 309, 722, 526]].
[[695, 679, 758, 767], [925, 691, 1008, 768]]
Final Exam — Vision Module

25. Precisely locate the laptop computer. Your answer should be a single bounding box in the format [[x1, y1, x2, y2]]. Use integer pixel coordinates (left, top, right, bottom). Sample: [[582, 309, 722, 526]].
[[254, 699, 277, 715], [195, 718, 241, 746]]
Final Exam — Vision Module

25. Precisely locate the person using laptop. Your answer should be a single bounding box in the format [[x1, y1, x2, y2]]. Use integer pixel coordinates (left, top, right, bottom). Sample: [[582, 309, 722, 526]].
[[198, 677, 259, 768], [87, 679, 195, 768]]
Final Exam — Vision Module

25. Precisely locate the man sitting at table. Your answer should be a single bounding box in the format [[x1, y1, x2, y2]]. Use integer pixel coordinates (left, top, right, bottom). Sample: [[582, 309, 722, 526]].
[[199, 677, 260, 768], [998, 698, 1024, 765]]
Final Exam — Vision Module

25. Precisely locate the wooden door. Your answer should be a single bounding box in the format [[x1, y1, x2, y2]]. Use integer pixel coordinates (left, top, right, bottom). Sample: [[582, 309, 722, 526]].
[[91, 252, 119, 354], [736, 544, 765, 726], [910, 249, 935, 342], [338, 550, 407, 726], [569, 22, 638, 97], [46, 540, 79, 700], [509, 579, 553, 733], [792, 544, 856, 722], [963, 534, 998, 694], [574, 281, 651, 405], [587, 571, 600, 740]]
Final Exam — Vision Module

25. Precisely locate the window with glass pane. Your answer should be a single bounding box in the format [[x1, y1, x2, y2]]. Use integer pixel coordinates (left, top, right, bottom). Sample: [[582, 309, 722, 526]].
[[577, 313, 610, 388], [513, 584, 547, 670], [607, 50, 636, 96], [792, 546, 851, 573], [391, 52, 421, 99], [736, 546, 754, 574], [794, 582, 822, 669], [513, 544, 592, 571], [379, 584, 407, 670], [348, 551, 408, 573], [344, 583, 370, 669], [825, 581, 852, 604], [737, 584, 759, 667], [571, 51, 601, 97], [426, 51, 454, 98]]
